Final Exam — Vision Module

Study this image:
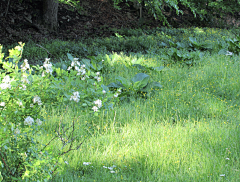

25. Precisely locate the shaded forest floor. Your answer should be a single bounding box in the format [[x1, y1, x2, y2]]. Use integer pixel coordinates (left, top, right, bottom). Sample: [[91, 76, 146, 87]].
[[0, 0, 239, 45]]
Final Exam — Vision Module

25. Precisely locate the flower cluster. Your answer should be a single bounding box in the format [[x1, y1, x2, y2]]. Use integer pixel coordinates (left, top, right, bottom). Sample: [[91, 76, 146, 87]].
[[24, 116, 42, 126], [92, 99, 102, 112], [114, 88, 122, 98], [67, 58, 86, 77], [33, 95, 42, 105], [94, 72, 101, 82], [70, 91, 80, 103], [103, 165, 117, 173], [0, 75, 12, 90], [41, 58, 53, 76], [24, 116, 34, 126], [21, 59, 30, 72]]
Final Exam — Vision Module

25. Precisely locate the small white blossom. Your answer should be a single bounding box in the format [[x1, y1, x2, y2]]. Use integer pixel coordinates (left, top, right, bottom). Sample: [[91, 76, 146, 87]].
[[33, 95, 42, 105], [0, 102, 5, 107], [96, 77, 101, 82], [0, 83, 11, 90], [64, 161, 69, 165], [21, 59, 30, 72], [36, 118, 42, 126], [21, 75, 30, 84], [2, 75, 11, 83], [30, 104, 34, 108], [43, 58, 53, 75], [24, 116, 34, 126], [226, 51, 233, 56], [220, 174, 225, 177], [226, 158, 230, 160], [94, 99, 102, 108], [96, 72, 100, 76], [81, 77, 86, 81], [102, 59, 104, 62], [20, 84, 27, 90], [117, 88, 121, 93], [67, 66, 72, 71], [70, 91, 80, 103], [92, 106, 98, 112], [110, 171, 115, 173], [102, 90, 106, 94], [114, 93, 118, 98], [83, 162, 91, 166]]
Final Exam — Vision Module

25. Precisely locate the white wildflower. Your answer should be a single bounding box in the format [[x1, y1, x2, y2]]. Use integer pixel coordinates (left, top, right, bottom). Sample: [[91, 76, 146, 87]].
[[226, 158, 230, 160], [24, 116, 34, 126], [110, 171, 115, 173], [36, 118, 42, 126], [67, 66, 72, 71], [0, 102, 5, 107], [102, 90, 106, 94], [81, 77, 86, 81], [70, 91, 80, 103], [21, 75, 30, 84], [96, 72, 100, 76], [2, 75, 11, 83], [30, 104, 34, 108], [43, 58, 53, 75], [20, 84, 27, 90], [117, 88, 121, 93], [102, 59, 104, 62], [0, 83, 11, 90], [33, 95, 42, 105], [21, 59, 30, 72], [94, 99, 102, 108], [83, 162, 91, 166], [114, 93, 118, 98], [64, 161, 69, 165], [226, 51, 233, 56], [108, 167, 113, 170], [96, 77, 101, 82], [92, 106, 98, 112], [220, 174, 225, 177]]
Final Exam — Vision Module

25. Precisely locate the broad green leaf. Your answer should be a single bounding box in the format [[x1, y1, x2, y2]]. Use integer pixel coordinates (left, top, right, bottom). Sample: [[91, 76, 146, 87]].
[[132, 73, 150, 90], [116, 76, 131, 88], [67, 53, 74, 61], [189, 37, 197, 44]]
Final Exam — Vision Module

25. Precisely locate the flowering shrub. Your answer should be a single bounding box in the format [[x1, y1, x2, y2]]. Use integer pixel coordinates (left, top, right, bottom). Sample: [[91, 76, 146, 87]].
[[0, 43, 120, 181]]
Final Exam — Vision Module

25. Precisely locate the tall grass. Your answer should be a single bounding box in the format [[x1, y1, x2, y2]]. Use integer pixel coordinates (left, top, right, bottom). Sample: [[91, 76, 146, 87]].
[[37, 50, 240, 181]]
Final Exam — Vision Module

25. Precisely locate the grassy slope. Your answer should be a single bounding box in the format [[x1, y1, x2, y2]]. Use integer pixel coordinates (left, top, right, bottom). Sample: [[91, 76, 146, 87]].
[[34, 28, 240, 181]]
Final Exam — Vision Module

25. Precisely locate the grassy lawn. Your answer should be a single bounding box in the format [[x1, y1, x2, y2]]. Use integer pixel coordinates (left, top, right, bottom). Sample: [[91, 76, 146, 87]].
[[1, 27, 240, 181]]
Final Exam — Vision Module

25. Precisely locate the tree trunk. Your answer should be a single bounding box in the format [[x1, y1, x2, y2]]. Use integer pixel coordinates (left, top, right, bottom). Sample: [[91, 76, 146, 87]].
[[43, 0, 59, 31]]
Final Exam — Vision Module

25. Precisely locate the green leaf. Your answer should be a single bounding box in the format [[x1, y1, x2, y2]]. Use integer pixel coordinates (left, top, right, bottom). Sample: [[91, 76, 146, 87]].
[[189, 37, 197, 44], [67, 53, 74, 61], [132, 73, 150, 90], [116, 76, 131, 88]]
